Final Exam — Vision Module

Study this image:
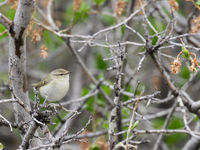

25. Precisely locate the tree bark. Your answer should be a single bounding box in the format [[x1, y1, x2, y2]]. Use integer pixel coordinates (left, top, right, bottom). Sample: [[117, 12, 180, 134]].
[[9, 0, 33, 125]]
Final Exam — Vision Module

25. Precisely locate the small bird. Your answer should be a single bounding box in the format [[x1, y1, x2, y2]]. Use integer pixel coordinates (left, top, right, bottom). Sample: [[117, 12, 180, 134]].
[[32, 69, 70, 101]]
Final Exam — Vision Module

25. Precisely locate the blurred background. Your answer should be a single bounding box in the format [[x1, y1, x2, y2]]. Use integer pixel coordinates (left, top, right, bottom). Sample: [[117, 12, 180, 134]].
[[0, 0, 200, 149]]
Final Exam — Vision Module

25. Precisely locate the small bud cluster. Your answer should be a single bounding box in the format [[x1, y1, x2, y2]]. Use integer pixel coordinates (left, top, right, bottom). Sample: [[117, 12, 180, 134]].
[[190, 15, 200, 33], [189, 54, 199, 72], [8, 0, 18, 10], [31, 29, 42, 43], [40, 45, 48, 59], [115, 0, 126, 17], [169, 0, 179, 12], [73, 0, 82, 12], [26, 18, 43, 43], [26, 18, 34, 37], [171, 56, 181, 74], [171, 51, 199, 74], [135, 0, 145, 15]]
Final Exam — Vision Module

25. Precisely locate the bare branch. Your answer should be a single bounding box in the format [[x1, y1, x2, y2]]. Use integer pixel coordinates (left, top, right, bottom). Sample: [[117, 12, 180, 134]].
[[0, 12, 11, 29]]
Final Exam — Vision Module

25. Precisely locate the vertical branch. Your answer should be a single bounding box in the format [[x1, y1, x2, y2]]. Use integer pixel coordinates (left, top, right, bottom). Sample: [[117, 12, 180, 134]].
[[109, 44, 127, 149], [111, 1, 137, 146], [9, 0, 34, 123], [8, 0, 45, 149]]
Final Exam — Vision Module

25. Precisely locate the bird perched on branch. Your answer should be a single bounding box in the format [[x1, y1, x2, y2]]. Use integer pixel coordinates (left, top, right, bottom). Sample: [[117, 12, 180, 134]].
[[32, 68, 70, 101]]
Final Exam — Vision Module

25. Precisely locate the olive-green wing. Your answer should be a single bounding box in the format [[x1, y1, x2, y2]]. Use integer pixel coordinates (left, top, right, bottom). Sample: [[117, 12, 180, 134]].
[[32, 76, 52, 89]]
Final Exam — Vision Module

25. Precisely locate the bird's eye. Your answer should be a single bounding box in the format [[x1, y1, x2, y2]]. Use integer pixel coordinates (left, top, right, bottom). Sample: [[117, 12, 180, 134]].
[[60, 74, 63, 76]]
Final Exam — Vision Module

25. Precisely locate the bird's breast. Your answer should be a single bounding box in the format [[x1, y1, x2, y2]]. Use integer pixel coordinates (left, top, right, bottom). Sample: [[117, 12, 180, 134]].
[[39, 78, 69, 101]]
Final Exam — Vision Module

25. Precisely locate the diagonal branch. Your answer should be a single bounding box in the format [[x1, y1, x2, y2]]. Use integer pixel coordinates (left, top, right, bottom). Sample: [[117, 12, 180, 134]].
[[0, 12, 11, 29]]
